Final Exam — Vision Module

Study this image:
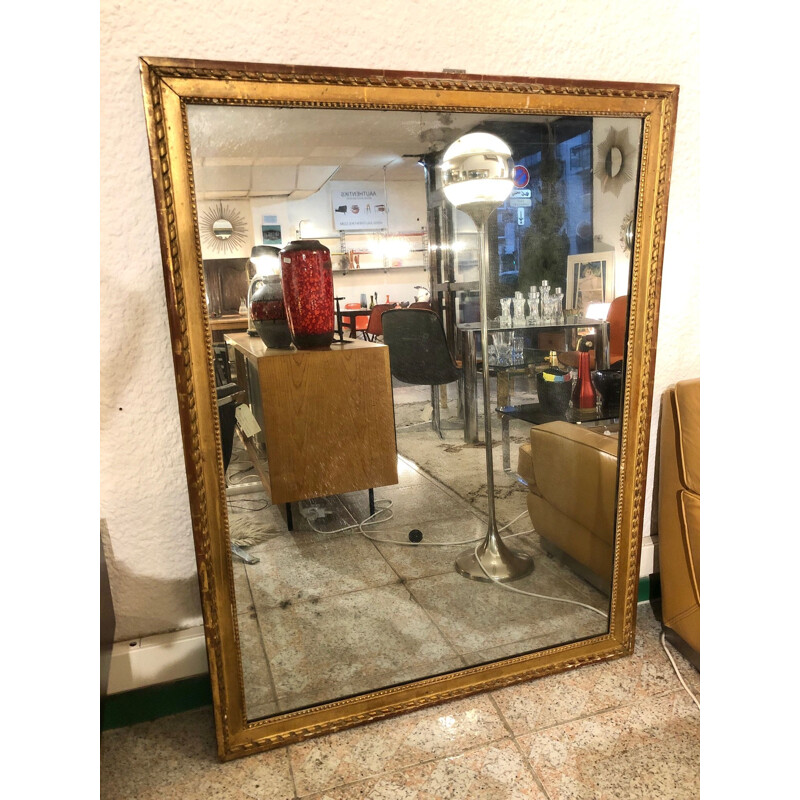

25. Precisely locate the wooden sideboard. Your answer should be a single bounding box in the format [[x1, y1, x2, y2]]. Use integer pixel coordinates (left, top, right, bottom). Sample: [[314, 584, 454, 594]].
[[225, 333, 398, 505], [210, 314, 249, 342]]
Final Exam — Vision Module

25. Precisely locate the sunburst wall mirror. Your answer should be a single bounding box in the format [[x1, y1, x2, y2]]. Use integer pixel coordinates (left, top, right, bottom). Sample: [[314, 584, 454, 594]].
[[594, 127, 637, 197], [200, 201, 249, 255]]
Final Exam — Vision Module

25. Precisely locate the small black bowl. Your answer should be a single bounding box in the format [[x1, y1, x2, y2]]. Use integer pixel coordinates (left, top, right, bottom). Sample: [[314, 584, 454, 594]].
[[592, 369, 622, 411]]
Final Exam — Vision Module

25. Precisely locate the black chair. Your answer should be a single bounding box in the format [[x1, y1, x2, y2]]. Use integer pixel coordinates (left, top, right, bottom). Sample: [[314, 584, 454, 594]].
[[213, 344, 240, 472], [213, 346, 261, 564], [381, 308, 462, 438]]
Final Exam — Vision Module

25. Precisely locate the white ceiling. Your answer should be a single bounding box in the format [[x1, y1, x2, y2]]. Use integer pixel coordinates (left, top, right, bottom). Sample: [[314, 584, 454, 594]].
[[186, 105, 541, 200]]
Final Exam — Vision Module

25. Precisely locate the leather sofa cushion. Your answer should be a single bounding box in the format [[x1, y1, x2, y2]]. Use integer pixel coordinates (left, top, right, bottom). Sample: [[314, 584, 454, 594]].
[[528, 422, 619, 543], [658, 378, 701, 657], [680, 489, 700, 602]]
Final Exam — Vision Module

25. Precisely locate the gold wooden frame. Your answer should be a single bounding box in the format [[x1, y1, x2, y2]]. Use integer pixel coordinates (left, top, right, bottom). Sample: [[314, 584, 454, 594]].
[[139, 56, 678, 761]]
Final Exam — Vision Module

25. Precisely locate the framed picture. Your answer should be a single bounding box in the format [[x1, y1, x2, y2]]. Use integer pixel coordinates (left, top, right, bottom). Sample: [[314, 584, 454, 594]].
[[567, 252, 615, 315], [261, 225, 282, 245]]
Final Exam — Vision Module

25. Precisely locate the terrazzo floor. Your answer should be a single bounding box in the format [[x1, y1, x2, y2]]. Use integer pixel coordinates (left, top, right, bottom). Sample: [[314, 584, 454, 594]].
[[99, 602, 700, 799]]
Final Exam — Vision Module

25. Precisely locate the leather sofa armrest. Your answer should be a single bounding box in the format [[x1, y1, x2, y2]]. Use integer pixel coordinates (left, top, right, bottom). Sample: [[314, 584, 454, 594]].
[[658, 379, 701, 656], [674, 378, 700, 494], [528, 422, 619, 543]]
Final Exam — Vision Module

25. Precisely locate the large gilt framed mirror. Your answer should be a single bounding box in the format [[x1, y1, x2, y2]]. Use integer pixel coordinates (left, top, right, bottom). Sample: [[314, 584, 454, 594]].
[[140, 57, 677, 761]]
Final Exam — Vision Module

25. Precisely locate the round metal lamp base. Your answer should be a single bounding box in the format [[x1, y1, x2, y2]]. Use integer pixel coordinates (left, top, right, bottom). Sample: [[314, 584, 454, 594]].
[[455, 538, 535, 583]]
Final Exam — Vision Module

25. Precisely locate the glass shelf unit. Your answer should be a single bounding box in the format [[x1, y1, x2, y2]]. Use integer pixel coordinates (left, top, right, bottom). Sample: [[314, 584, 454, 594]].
[[314, 230, 428, 272]]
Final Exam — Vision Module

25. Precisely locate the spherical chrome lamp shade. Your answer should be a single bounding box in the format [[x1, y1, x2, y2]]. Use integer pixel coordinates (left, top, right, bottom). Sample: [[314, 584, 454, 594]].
[[441, 132, 514, 223]]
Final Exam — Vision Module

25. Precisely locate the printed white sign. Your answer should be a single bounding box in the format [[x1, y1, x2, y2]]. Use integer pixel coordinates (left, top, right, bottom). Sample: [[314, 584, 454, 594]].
[[332, 183, 387, 231]]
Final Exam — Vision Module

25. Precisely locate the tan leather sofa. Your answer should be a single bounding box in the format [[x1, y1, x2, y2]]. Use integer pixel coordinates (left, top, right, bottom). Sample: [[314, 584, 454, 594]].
[[517, 421, 618, 594], [657, 378, 700, 667]]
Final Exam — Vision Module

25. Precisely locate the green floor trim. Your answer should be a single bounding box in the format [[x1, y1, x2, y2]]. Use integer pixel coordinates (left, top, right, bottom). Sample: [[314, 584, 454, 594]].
[[101, 674, 212, 731], [638, 574, 661, 603]]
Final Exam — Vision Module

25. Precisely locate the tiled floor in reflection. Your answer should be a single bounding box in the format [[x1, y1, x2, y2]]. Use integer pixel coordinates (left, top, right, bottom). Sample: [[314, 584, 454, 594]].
[[100, 603, 700, 799], [227, 437, 609, 719]]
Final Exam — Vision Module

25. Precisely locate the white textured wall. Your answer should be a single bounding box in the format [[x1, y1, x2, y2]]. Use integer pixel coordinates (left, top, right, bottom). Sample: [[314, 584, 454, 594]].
[[100, 0, 700, 641], [249, 179, 430, 303]]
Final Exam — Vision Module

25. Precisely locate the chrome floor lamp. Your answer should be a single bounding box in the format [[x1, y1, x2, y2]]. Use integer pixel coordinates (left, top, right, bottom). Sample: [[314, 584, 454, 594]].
[[440, 133, 535, 582]]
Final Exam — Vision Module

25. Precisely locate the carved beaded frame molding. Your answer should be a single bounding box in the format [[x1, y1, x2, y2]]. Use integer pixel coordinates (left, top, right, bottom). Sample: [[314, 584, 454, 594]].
[[139, 57, 678, 762]]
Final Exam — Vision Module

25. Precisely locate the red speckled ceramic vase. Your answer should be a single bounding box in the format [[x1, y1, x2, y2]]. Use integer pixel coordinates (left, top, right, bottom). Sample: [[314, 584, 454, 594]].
[[279, 240, 335, 349]]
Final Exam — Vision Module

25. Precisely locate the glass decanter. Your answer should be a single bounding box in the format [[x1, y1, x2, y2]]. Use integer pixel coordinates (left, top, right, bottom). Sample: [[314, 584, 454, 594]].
[[499, 297, 513, 327]]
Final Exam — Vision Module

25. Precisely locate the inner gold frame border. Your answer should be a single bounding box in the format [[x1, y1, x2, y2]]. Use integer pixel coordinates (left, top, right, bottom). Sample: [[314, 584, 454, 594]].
[[139, 56, 679, 761]]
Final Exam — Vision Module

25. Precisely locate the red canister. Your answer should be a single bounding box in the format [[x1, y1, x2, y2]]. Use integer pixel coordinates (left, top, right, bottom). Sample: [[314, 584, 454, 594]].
[[570, 338, 597, 420], [279, 240, 335, 349]]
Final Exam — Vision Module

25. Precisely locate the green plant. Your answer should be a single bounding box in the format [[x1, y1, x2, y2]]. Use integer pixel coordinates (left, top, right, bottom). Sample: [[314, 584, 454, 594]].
[[518, 125, 570, 292]]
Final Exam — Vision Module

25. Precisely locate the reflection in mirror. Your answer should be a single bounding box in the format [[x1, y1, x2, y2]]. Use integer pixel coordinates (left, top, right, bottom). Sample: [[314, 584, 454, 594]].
[[201, 201, 249, 255], [187, 104, 642, 722], [213, 219, 233, 239], [142, 58, 678, 759]]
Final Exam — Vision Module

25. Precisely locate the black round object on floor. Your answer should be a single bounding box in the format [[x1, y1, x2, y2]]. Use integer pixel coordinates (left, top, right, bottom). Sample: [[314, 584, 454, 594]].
[[408, 529, 423, 543]]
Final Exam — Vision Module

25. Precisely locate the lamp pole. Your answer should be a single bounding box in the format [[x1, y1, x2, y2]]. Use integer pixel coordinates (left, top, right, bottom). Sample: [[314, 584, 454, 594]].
[[441, 133, 534, 583]]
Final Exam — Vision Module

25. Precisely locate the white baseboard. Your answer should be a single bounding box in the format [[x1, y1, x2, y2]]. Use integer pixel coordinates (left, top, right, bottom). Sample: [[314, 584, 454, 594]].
[[106, 625, 209, 694], [640, 534, 658, 578]]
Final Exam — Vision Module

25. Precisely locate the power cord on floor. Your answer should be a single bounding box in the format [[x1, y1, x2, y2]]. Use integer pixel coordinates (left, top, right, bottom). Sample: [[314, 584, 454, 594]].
[[225, 473, 270, 511], [227, 497, 271, 513], [472, 543, 608, 618], [298, 498, 396, 535], [660, 632, 700, 709], [299, 501, 608, 618], [302, 503, 531, 548], [358, 508, 533, 547], [227, 474, 260, 486]]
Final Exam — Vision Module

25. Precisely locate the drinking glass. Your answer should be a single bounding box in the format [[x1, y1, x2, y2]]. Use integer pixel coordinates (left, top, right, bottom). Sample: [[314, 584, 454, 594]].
[[512, 334, 525, 365], [492, 332, 512, 366]]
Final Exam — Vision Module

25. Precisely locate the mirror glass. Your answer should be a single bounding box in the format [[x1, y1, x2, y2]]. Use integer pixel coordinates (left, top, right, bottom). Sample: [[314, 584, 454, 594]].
[[213, 219, 233, 239], [186, 103, 642, 722], [141, 58, 677, 758]]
